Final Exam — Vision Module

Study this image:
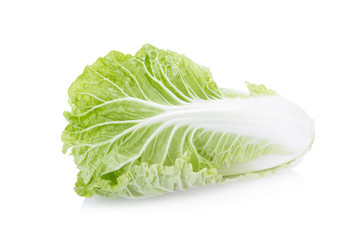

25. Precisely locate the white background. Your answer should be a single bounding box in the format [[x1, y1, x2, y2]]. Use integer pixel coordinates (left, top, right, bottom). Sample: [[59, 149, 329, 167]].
[[1, 0, 359, 239]]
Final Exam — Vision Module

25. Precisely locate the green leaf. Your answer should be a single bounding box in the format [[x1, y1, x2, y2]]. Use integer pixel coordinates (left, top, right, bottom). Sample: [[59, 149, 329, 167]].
[[62, 44, 314, 198]]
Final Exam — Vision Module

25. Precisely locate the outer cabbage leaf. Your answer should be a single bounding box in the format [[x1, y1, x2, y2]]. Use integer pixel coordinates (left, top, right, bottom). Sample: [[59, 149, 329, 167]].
[[62, 44, 313, 198]]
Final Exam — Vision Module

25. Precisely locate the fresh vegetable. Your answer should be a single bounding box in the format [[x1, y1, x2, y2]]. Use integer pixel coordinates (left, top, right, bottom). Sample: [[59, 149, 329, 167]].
[[62, 44, 314, 198]]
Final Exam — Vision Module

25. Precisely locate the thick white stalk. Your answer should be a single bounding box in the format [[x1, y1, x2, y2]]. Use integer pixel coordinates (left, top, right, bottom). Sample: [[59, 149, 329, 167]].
[[166, 96, 314, 174], [166, 96, 313, 150]]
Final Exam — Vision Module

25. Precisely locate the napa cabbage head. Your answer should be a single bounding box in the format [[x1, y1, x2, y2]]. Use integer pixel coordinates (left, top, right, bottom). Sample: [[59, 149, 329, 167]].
[[62, 44, 314, 198]]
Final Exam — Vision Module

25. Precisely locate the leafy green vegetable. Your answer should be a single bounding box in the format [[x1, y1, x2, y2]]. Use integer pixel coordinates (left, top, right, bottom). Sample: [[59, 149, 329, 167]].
[[62, 44, 314, 198]]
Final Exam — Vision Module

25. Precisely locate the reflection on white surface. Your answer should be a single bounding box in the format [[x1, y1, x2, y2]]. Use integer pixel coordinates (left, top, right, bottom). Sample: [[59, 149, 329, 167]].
[[81, 169, 305, 212]]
